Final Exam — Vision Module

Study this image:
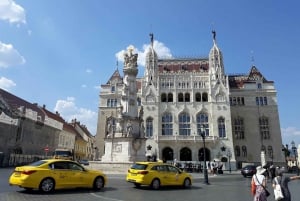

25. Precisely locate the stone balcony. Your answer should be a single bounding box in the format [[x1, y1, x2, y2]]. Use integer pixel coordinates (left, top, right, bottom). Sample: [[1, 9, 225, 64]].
[[155, 135, 219, 142]]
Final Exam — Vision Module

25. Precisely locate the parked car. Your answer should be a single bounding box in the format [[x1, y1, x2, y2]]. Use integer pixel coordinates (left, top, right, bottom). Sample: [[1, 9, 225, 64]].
[[241, 165, 257, 177], [78, 159, 89, 166], [9, 159, 106, 193], [126, 161, 192, 189]]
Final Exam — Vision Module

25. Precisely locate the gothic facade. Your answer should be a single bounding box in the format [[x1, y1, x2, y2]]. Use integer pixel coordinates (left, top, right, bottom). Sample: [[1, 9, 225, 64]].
[[95, 32, 285, 169]]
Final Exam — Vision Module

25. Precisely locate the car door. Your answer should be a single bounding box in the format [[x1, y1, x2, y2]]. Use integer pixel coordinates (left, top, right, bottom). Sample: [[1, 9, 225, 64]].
[[156, 165, 171, 185], [166, 165, 182, 185], [67, 162, 90, 187], [49, 162, 70, 188]]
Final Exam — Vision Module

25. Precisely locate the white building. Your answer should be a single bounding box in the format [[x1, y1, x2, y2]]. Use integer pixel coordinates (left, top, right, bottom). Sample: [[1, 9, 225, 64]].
[[95, 32, 285, 169]]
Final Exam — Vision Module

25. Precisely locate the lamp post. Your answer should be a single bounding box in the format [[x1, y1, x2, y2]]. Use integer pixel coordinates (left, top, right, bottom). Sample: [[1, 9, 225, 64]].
[[227, 149, 232, 173], [291, 141, 299, 176], [200, 125, 209, 185]]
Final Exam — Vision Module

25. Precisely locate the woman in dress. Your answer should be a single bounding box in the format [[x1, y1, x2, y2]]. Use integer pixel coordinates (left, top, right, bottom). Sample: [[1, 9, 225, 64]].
[[272, 167, 300, 201], [252, 166, 268, 201]]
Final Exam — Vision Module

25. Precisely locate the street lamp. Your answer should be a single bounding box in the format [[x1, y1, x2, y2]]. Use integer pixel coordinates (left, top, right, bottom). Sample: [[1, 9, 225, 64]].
[[200, 125, 209, 185], [291, 141, 299, 176], [227, 149, 232, 173]]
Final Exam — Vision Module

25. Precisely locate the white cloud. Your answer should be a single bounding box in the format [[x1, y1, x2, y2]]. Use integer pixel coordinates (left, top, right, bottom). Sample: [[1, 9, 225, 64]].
[[282, 127, 300, 138], [0, 0, 26, 25], [86, 68, 92, 73], [81, 84, 87, 88], [281, 127, 300, 147], [0, 41, 25, 68], [115, 40, 172, 67], [54, 97, 97, 135], [0, 76, 16, 90]]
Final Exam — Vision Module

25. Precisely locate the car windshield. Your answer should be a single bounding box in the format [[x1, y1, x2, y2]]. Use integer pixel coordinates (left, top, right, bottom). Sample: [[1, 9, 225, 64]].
[[28, 160, 47, 167], [131, 163, 148, 170]]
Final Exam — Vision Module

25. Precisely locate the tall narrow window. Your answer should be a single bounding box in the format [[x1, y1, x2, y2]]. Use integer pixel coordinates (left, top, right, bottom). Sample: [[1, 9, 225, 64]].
[[242, 146, 247, 157], [196, 113, 209, 136], [202, 92, 208, 102], [195, 92, 201, 102], [161, 93, 167, 102], [259, 117, 270, 140], [235, 146, 240, 157], [218, 117, 226, 138], [162, 113, 173, 135], [146, 118, 153, 137], [168, 93, 173, 102], [178, 93, 184, 102], [184, 93, 190, 102], [233, 117, 244, 139], [179, 112, 190, 135]]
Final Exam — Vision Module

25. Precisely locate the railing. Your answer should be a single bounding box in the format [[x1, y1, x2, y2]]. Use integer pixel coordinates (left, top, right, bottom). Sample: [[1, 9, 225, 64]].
[[156, 135, 218, 142]]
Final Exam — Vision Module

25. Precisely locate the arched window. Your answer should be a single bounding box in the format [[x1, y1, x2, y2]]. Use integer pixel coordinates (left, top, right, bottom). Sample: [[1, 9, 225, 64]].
[[218, 117, 226, 138], [195, 92, 201, 102], [146, 117, 153, 137], [233, 117, 244, 139], [162, 147, 174, 161], [259, 117, 270, 139], [180, 147, 192, 161], [162, 113, 173, 135], [184, 93, 190, 102], [168, 93, 173, 102], [137, 97, 141, 106], [242, 146, 247, 157], [178, 93, 184, 102], [161, 93, 167, 102], [179, 112, 191, 135], [235, 146, 240, 157], [196, 113, 209, 136], [268, 146, 273, 159], [202, 92, 208, 102], [261, 145, 266, 153]]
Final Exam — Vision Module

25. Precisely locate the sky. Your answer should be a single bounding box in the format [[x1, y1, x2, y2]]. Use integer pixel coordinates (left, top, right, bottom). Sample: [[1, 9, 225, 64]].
[[0, 0, 300, 148]]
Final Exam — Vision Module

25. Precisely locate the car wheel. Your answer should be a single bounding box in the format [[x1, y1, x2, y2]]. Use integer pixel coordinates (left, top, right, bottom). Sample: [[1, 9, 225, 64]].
[[183, 178, 191, 188], [151, 178, 160, 190], [93, 176, 104, 190], [134, 183, 141, 188], [39, 178, 55, 193]]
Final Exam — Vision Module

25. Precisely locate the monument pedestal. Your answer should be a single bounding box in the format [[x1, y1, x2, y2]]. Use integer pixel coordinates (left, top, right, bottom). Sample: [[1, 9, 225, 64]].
[[101, 137, 146, 162]]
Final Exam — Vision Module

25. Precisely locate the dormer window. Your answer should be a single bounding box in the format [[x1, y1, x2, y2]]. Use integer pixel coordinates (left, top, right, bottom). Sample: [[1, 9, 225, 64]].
[[257, 83, 262, 89], [111, 86, 115, 93]]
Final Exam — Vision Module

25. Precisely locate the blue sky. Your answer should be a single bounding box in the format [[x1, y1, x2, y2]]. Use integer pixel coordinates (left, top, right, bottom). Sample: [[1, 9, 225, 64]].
[[1, 0, 299, 147]]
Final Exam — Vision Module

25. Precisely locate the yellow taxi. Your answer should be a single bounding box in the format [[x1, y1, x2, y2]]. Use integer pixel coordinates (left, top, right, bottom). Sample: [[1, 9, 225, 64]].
[[126, 161, 192, 189], [9, 159, 107, 193]]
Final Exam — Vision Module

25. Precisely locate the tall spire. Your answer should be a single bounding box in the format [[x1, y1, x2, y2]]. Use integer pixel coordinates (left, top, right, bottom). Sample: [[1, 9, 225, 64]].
[[150, 33, 154, 47], [212, 30, 216, 44]]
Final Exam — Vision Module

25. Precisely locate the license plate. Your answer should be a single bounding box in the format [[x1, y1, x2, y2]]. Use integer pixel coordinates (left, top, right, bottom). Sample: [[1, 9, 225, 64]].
[[131, 173, 137, 176]]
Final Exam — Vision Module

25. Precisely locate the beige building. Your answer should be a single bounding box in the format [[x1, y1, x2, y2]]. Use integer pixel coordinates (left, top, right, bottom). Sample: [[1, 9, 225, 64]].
[[95, 32, 285, 169]]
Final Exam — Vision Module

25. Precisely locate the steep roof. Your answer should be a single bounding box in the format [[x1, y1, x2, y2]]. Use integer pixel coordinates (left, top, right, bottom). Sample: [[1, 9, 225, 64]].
[[0, 88, 45, 119]]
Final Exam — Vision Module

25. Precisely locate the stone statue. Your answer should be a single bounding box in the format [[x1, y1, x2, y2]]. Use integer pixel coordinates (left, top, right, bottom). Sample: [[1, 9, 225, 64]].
[[139, 106, 144, 120], [123, 46, 138, 68], [106, 118, 113, 137], [126, 121, 133, 137]]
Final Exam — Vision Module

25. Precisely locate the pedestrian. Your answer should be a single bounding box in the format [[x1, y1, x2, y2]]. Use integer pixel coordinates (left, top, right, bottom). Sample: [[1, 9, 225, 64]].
[[272, 167, 300, 201], [269, 163, 276, 181], [251, 166, 268, 201]]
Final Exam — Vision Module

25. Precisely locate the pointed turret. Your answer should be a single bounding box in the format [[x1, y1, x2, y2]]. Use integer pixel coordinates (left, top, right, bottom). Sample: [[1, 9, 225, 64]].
[[209, 30, 225, 80], [145, 33, 158, 87]]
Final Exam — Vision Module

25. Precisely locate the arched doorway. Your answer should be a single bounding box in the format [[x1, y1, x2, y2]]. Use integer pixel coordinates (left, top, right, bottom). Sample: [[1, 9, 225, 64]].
[[162, 147, 173, 161], [198, 148, 210, 161], [180, 147, 192, 161]]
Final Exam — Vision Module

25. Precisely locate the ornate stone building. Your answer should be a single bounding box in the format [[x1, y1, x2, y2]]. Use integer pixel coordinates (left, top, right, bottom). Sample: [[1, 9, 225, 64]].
[[95, 32, 285, 169]]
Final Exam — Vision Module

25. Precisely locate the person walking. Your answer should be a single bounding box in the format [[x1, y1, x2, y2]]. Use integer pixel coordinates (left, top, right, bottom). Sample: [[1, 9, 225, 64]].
[[272, 167, 300, 201], [251, 166, 268, 201]]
